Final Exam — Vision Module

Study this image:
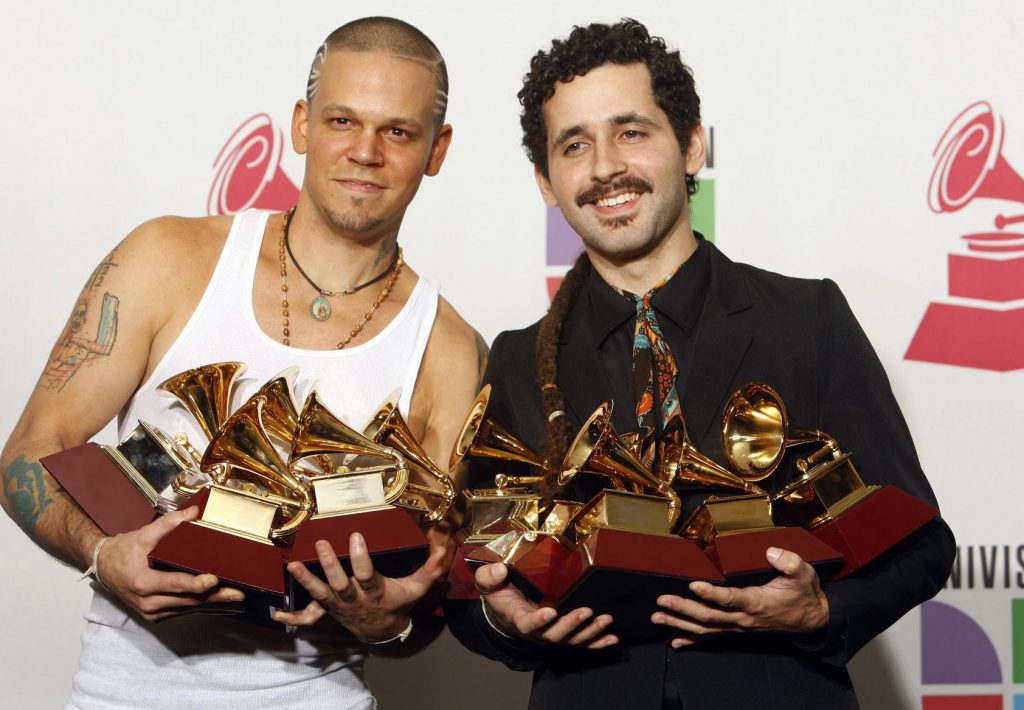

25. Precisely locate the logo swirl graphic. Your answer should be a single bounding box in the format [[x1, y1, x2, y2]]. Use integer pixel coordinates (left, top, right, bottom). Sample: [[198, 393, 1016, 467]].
[[207, 113, 299, 215]]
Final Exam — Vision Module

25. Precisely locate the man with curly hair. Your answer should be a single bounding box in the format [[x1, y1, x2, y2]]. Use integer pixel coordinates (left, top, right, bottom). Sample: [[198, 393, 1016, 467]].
[[447, 19, 954, 709]]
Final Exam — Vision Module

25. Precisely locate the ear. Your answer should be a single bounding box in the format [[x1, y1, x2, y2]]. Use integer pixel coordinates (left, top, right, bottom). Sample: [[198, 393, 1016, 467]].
[[425, 123, 453, 177], [534, 164, 559, 207], [291, 99, 310, 155], [684, 124, 707, 175]]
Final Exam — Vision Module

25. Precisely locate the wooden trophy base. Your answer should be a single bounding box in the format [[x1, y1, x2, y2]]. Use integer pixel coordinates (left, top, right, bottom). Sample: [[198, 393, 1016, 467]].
[[465, 535, 574, 603], [149, 516, 288, 625], [545, 528, 725, 644], [284, 507, 428, 610], [811, 485, 938, 579], [706, 526, 843, 587], [40, 443, 158, 535], [446, 543, 486, 601]]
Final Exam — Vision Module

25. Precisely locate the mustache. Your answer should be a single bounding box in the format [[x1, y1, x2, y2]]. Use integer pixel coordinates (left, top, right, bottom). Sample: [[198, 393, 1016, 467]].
[[575, 177, 653, 207]]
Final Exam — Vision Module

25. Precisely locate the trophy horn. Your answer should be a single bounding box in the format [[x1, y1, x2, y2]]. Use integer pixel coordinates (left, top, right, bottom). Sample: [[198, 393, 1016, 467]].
[[291, 390, 409, 506], [158, 361, 246, 441], [201, 394, 312, 539], [721, 382, 837, 482], [561, 402, 680, 527], [449, 385, 547, 471], [252, 367, 300, 443], [362, 389, 455, 524], [659, 412, 765, 495]]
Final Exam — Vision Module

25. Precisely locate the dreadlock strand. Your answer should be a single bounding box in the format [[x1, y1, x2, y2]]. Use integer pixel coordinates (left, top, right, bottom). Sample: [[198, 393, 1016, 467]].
[[536, 251, 592, 498]]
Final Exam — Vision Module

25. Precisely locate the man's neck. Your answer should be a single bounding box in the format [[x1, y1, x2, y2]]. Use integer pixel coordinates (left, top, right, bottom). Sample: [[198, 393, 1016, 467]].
[[587, 228, 700, 295], [286, 200, 402, 289]]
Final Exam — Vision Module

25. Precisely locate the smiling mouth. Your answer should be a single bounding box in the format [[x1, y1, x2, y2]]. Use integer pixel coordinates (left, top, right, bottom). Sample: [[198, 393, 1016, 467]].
[[593, 191, 642, 208]]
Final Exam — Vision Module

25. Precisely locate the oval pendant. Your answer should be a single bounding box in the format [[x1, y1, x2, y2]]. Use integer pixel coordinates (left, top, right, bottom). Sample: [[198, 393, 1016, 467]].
[[310, 295, 332, 322]]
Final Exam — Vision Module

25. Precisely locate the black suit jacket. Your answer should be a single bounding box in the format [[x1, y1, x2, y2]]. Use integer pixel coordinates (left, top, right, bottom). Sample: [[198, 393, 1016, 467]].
[[447, 243, 955, 709]]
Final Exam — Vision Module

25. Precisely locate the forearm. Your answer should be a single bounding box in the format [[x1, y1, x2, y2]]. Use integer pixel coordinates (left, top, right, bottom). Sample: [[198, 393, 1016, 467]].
[[1, 439, 103, 571]]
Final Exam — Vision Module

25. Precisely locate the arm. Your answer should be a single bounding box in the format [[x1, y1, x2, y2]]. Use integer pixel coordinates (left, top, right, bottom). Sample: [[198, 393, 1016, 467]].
[[653, 279, 954, 660], [1, 218, 242, 618]]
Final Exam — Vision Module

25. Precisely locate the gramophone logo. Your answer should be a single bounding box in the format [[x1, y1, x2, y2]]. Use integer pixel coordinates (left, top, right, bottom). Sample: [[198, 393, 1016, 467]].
[[905, 101, 1024, 372], [207, 113, 299, 215]]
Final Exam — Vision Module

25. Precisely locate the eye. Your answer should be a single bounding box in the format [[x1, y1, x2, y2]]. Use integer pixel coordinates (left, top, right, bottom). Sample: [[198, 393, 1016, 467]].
[[388, 128, 409, 139], [564, 141, 586, 155], [331, 117, 351, 127], [621, 129, 644, 141]]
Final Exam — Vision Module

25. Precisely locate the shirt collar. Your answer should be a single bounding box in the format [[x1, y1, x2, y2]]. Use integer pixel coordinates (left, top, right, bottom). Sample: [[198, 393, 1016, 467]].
[[586, 235, 711, 348]]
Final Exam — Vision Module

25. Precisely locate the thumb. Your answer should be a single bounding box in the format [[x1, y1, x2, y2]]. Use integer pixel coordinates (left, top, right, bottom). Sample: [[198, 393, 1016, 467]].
[[405, 545, 448, 591], [766, 546, 806, 577], [474, 562, 510, 595]]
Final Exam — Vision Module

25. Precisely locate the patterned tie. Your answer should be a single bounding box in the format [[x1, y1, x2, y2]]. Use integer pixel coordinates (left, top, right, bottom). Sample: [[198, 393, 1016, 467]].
[[623, 268, 682, 433]]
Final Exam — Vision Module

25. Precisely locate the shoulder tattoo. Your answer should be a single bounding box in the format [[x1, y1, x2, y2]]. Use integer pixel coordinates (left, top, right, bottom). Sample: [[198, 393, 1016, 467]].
[[39, 247, 121, 391]]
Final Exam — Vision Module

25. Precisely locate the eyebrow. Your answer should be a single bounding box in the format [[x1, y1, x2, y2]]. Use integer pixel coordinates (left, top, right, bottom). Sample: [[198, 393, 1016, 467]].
[[552, 112, 660, 148], [319, 103, 424, 133]]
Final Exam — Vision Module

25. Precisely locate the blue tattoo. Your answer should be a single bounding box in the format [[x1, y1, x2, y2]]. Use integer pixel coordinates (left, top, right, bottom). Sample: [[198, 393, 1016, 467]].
[[3, 455, 52, 538]]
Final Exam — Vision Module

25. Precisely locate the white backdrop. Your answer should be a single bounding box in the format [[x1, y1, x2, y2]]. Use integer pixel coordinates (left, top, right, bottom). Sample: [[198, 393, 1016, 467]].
[[2, 1, 1023, 708]]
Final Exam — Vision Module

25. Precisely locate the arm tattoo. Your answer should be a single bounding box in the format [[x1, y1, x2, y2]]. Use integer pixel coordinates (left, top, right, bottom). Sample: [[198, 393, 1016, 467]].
[[474, 332, 489, 387], [40, 248, 120, 391], [3, 455, 53, 538]]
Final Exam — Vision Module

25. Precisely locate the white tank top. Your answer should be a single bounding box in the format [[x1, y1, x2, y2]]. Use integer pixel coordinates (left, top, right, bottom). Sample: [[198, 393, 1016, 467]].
[[69, 208, 439, 710]]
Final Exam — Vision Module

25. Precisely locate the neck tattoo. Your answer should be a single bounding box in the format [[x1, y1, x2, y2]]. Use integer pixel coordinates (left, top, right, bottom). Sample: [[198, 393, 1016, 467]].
[[278, 208, 404, 349]]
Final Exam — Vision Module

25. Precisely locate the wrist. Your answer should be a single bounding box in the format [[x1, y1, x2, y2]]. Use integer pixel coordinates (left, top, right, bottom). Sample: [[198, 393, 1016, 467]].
[[359, 617, 413, 645]]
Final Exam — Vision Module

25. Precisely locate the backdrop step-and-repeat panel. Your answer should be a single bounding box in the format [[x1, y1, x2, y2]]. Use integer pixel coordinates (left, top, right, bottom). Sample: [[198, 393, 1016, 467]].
[[2, 2, 1022, 708]]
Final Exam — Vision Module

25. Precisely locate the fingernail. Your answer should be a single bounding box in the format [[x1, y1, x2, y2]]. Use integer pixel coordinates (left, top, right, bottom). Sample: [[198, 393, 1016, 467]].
[[766, 547, 782, 561], [690, 581, 708, 594], [672, 639, 684, 649], [542, 607, 557, 622], [352, 533, 365, 547], [652, 614, 663, 624], [605, 636, 618, 647], [576, 609, 592, 623], [226, 590, 245, 602], [316, 540, 330, 552], [492, 563, 508, 581]]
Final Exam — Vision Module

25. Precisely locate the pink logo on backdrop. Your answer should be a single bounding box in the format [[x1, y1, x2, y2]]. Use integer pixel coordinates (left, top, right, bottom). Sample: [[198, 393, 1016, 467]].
[[207, 113, 299, 215], [905, 101, 1024, 371]]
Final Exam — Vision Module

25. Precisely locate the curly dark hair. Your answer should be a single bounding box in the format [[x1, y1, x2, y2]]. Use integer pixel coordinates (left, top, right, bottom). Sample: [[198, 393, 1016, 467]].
[[518, 18, 701, 197]]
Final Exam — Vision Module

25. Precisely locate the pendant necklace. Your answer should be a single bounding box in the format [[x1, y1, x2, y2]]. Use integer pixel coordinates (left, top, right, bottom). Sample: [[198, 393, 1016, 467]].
[[283, 214, 399, 322], [279, 208, 404, 348]]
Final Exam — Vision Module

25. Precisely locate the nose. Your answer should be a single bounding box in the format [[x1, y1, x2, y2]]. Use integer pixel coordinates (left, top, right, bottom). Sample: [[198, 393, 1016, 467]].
[[348, 130, 383, 167], [591, 140, 627, 183]]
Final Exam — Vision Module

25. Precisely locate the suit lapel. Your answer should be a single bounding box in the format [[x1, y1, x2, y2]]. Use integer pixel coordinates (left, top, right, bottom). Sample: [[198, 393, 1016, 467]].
[[681, 243, 754, 447]]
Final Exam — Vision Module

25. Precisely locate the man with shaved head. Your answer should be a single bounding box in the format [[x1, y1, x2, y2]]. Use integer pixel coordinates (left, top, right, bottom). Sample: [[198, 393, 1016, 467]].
[[1, 16, 482, 709]]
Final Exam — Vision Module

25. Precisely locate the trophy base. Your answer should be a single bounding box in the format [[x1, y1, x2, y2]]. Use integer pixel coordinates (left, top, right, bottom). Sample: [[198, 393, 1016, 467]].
[[285, 507, 428, 610], [905, 300, 1024, 371], [40, 443, 158, 536], [465, 534, 574, 603], [445, 544, 485, 601], [707, 527, 843, 587], [149, 517, 287, 624], [546, 528, 724, 644], [811, 485, 938, 580]]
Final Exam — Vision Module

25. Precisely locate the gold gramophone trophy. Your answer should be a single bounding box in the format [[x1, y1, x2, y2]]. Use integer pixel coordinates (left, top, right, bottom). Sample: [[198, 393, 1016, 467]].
[[283, 389, 436, 604], [148, 386, 315, 620], [39, 361, 247, 536], [513, 402, 723, 641], [669, 399, 842, 585], [446, 385, 553, 599], [724, 383, 937, 579]]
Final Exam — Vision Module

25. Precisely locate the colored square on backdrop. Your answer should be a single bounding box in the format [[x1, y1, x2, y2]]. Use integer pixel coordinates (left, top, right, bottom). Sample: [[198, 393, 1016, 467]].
[[922, 696, 1002, 710], [1014, 599, 1024, 683], [691, 179, 715, 243]]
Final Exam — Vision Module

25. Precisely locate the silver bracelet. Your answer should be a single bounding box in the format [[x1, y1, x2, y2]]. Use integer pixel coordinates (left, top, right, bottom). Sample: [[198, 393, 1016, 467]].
[[80, 536, 111, 591], [480, 598, 516, 639], [363, 618, 413, 645]]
